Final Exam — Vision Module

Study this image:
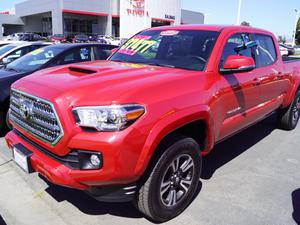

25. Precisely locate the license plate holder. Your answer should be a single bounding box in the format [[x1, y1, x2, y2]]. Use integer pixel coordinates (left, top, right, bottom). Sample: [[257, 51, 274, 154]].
[[13, 144, 33, 173]]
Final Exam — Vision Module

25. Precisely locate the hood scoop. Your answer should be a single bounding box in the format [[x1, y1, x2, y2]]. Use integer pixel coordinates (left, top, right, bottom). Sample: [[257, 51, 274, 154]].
[[68, 66, 97, 75]]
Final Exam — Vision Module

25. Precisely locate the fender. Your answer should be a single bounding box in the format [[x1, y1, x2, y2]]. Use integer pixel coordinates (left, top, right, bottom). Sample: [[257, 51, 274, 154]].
[[134, 104, 215, 177], [283, 71, 300, 107]]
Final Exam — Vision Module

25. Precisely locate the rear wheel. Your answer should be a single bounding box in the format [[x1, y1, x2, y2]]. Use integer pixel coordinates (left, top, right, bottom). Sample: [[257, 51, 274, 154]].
[[278, 90, 300, 130], [135, 135, 202, 222]]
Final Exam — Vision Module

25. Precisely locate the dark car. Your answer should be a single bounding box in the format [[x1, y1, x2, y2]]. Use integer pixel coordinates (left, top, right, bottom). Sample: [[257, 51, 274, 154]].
[[73, 34, 89, 43], [88, 35, 108, 44], [279, 44, 295, 56], [0, 43, 117, 129], [49, 34, 67, 43]]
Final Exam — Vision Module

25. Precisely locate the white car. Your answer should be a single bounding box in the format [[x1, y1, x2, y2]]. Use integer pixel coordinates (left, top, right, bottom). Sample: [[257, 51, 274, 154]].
[[0, 42, 51, 68], [110, 37, 121, 46], [279, 45, 289, 56]]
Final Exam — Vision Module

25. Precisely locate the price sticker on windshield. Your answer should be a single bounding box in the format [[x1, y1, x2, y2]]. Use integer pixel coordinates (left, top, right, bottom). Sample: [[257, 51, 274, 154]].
[[30, 49, 44, 56], [119, 35, 157, 56]]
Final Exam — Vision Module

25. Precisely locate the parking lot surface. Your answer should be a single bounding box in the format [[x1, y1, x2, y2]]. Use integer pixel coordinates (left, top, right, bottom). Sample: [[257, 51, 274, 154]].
[[0, 115, 299, 225]]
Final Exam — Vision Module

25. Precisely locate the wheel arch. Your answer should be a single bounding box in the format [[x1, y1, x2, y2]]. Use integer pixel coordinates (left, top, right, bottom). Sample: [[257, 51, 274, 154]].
[[134, 105, 214, 178]]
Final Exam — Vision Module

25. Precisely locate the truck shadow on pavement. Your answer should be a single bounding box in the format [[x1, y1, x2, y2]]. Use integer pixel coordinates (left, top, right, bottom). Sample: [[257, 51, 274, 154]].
[[292, 188, 300, 225], [43, 179, 143, 219], [0, 127, 9, 138], [201, 114, 277, 179], [42, 175, 202, 222]]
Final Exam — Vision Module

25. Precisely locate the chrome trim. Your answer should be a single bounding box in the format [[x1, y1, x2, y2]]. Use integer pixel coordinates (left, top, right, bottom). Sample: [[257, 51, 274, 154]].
[[10, 89, 64, 146]]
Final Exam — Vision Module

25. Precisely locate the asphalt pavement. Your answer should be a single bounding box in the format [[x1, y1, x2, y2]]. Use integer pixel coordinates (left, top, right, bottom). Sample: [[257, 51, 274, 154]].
[[0, 115, 299, 225]]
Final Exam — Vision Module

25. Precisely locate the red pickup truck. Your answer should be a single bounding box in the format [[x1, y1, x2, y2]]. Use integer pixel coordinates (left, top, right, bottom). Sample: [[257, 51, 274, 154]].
[[5, 25, 300, 222]]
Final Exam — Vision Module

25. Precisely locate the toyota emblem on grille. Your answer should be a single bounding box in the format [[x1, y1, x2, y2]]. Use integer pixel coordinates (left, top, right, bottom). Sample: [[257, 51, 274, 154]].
[[20, 99, 33, 120]]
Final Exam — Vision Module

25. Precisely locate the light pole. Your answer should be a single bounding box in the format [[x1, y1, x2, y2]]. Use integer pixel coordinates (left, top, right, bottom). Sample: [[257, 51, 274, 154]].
[[292, 9, 299, 47], [236, 0, 242, 25], [203, 13, 210, 24]]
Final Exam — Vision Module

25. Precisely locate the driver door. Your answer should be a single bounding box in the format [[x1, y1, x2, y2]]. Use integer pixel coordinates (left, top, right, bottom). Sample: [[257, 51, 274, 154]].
[[215, 33, 261, 141]]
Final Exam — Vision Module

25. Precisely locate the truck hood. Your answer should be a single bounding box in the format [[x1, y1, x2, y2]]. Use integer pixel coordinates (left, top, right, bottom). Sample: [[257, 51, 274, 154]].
[[12, 60, 212, 156], [13, 60, 204, 106]]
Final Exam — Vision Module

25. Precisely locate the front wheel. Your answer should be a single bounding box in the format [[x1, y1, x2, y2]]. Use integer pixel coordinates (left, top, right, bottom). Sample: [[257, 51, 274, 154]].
[[278, 90, 300, 130], [135, 135, 202, 222]]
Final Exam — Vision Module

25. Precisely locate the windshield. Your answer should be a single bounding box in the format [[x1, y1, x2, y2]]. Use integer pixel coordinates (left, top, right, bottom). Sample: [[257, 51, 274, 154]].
[[6, 46, 65, 72], [54, 34, 65, 38], [110, 30, 219, 71], [0, 45, 16, 56], [77, 35, 88, 39]]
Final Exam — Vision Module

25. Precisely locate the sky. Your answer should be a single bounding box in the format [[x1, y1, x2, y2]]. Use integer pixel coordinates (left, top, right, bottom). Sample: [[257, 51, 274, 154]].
[[0, 0, 298, 39]]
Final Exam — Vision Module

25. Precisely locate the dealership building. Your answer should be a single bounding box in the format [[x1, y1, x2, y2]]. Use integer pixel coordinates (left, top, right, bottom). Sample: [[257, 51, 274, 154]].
[[0, 0, 204, 39]]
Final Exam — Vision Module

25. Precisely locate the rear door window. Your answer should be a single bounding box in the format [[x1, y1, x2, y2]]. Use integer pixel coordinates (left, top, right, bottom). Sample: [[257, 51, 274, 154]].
[[55, 47, 93, 65], [94, 47, 112, 60], [253, 34, 277, 67]]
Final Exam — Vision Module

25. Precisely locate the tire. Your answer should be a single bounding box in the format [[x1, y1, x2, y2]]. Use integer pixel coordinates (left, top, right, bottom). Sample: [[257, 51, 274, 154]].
[[135, 135, 202, 222], [0, 108, 11, 132], [278, 90, 300, 130]]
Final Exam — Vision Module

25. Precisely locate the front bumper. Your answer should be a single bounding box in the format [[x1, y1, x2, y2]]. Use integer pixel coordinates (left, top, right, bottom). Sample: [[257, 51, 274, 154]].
[[6, 130, 88, 190], [5, 128, 143, 193]]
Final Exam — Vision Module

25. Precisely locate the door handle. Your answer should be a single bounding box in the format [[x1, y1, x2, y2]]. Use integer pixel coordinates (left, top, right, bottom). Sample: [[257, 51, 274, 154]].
[[277, 72, 284, 80], [252, 78, 261, 86]]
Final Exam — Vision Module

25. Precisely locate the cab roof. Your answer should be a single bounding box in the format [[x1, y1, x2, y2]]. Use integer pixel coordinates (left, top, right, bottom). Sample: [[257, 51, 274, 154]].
[[149, 24, 273, 35]]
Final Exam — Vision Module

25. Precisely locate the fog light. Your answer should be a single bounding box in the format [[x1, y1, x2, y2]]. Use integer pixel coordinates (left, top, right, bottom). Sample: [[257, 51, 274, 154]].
[[90, 154, 101, 167]]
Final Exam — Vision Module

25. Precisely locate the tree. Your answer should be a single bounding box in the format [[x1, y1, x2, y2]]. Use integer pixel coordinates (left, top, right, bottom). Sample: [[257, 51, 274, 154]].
[[241, 21, 250, 26], [296, 18, 300, 45], [278, 35, 286, 44]]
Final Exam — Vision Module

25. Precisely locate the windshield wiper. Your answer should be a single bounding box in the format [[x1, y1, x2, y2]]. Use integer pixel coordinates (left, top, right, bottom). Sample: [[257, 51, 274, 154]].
[[111, 59, 130, 63]]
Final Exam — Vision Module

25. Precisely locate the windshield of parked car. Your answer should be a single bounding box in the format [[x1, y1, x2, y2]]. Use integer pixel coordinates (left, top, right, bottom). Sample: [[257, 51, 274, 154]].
[[77, 35, 88, 39], [0, 44, 17, 56], [54, 34, 65, 38], [6, 46, 65, 72], [110, 30, 219, 71]]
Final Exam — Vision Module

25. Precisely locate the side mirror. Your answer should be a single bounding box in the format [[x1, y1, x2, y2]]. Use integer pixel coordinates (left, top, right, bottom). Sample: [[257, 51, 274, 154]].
[[2, 57, 12, 65], [219, 55, 255, 74]]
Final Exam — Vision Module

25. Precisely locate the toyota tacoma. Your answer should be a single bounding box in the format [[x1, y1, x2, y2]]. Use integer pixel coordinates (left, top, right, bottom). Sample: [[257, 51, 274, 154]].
[[5, 25, 300, 222]]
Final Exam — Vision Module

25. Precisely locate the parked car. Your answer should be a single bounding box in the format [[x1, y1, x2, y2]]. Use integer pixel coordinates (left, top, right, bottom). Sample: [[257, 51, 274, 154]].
[[88, 35, 108, 44], [5, 25, 300, 222], [279, 44, 289, 56], [98, 35, 117, 45], [0, 43, 117, 130], [73, 34, 89, 43], [279, 44, 295, 56], [88, 34, 98, 42], [5, 33, 26, 41], [294, 45, 300, 55], [109, 37, 121, 46], [48, 34, 67, 43], [5, 33, 46, 42], [0, 42, 51, 69]]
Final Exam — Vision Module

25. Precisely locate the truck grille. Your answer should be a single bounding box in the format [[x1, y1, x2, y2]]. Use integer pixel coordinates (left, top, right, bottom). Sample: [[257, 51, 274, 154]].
[[9, 89, 63, 145]]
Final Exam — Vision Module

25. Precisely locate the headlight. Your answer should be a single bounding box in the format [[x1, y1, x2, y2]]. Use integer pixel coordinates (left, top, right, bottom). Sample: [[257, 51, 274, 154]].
[[73, 104, 145, 131]]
